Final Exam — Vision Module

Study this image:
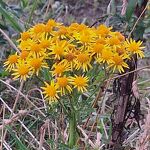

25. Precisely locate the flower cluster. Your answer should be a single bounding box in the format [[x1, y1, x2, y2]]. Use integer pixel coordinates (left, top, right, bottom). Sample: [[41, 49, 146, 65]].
[[4, 19, 145, 103]]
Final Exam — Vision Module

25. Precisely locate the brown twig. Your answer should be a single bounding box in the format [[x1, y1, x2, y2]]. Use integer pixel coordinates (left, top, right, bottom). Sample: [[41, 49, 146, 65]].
[[108, 65, 150, 82]]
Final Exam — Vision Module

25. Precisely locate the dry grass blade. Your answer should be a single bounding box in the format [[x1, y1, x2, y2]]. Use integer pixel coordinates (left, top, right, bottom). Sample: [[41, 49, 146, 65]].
[[38, 119, 49, 150], [0, 28, 20, 53], [0, 105, 5, 150], [3, 141, 12, 150], [121, 0, 127, 15], [132, 80, 140, 99], [0, 97, 46, 150], [128, 2, 149, 39], [0, 110, 28, 130], [77, 125, 96, 149], [136, 98, 150, 150], [0, 79, 46, 117]]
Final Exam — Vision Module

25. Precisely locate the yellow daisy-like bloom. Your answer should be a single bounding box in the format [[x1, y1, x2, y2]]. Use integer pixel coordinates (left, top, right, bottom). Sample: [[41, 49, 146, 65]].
[[52, 63, 70, 76], [4, 53, 18, 71], [97, 47, 113, 64], [125, 39, 145, 58], [95, 38, 106, 45], [69, 75, 89, 92], [19, 51, 29, 60], [20, 31, 31, 41], [75, 30, 95, 45], [49, 40, 67, 59], [29, 57, 48, 76], [41, 81, 59, 103], [12, 60, 30, 81], [33, 23, 45, 34], [115, 45, 127, 55], [109, 54, 129, 73], [40, 39, 51, 49], [115, 32, 125, 42], [60, 48, 76, 70], [107, 36, 121, 46], [70, 23, 87, 32], [44, 19, 61, 34], [56, 76, 72, 95], [55, 26, 70, 38], [30, 42, 46, 57], [75, 52, 92, 71], [18, 40, 31, 51], [91, 43, 104, 57], [96, 24, 111, 37]]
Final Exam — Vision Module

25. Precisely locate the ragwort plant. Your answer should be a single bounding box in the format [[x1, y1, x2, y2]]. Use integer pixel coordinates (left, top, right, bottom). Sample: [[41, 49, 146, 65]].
[[4, 19, 145, 148]]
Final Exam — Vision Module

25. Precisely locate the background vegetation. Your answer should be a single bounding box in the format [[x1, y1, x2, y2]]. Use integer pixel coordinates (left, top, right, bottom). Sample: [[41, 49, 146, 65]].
[[0, 0, 150, 149]]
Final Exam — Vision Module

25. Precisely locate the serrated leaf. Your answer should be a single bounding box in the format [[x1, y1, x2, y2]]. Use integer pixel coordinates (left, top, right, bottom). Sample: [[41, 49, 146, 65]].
[[0, 5, 23, 32], [126, 0, 137, 21]]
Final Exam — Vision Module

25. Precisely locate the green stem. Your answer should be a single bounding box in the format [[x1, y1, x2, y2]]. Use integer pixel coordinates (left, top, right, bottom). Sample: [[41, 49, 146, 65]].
[[68, 109, 77, 148]]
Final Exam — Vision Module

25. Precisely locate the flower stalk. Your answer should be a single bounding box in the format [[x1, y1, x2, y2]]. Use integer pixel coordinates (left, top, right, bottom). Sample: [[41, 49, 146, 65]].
[[68, 108, 78, 148]]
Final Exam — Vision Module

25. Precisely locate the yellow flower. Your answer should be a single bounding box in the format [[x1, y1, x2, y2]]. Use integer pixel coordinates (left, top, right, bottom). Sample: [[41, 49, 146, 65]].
[[76, 30, 94, 44], [96, 25, 111, 37], [41, 81, 59, 103], [75, 52, 92, 71], [95, 38, 106, 45], [56, 76, 72, 95], [55, 26, 70, 38], [18, 40, 31, 51], [30, 42, 46, 57], [19, 51, 29, 60], [125, 39, 145, 58], [40, 39, 51, 49], [91, 43, 104, 57], [12, 60, 30, 81], [107, 36, 121, 46], [60, 48, 76, 70], [49, 40, 67, 59], [52, 63, 70, 76], [70, 23, 87, 32], [46, 19, 61, 29], [28, 57, 48, 76], [115, 32, 125, 42], [20, 31, 30, 41], [4, 53, 18, 71], [69, 75, 88, 92], [97, 47, 113, 64], [109, 54, 129, 73], [33, 23, 45, 34], [115, 45, 127, 55]]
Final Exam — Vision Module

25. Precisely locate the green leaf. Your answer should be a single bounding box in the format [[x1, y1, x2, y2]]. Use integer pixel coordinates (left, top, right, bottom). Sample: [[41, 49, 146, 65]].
[[0, 0, 7, 8], [21, 0, 28, 8], [133, 21, 145, 40], [42, 68, 52, 81], [6, 126, 28, 150], [0, 5, 23, 32], [137, 0, 143, 6], [126, 0, 137, 21], [0, 70, 9, 77]]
